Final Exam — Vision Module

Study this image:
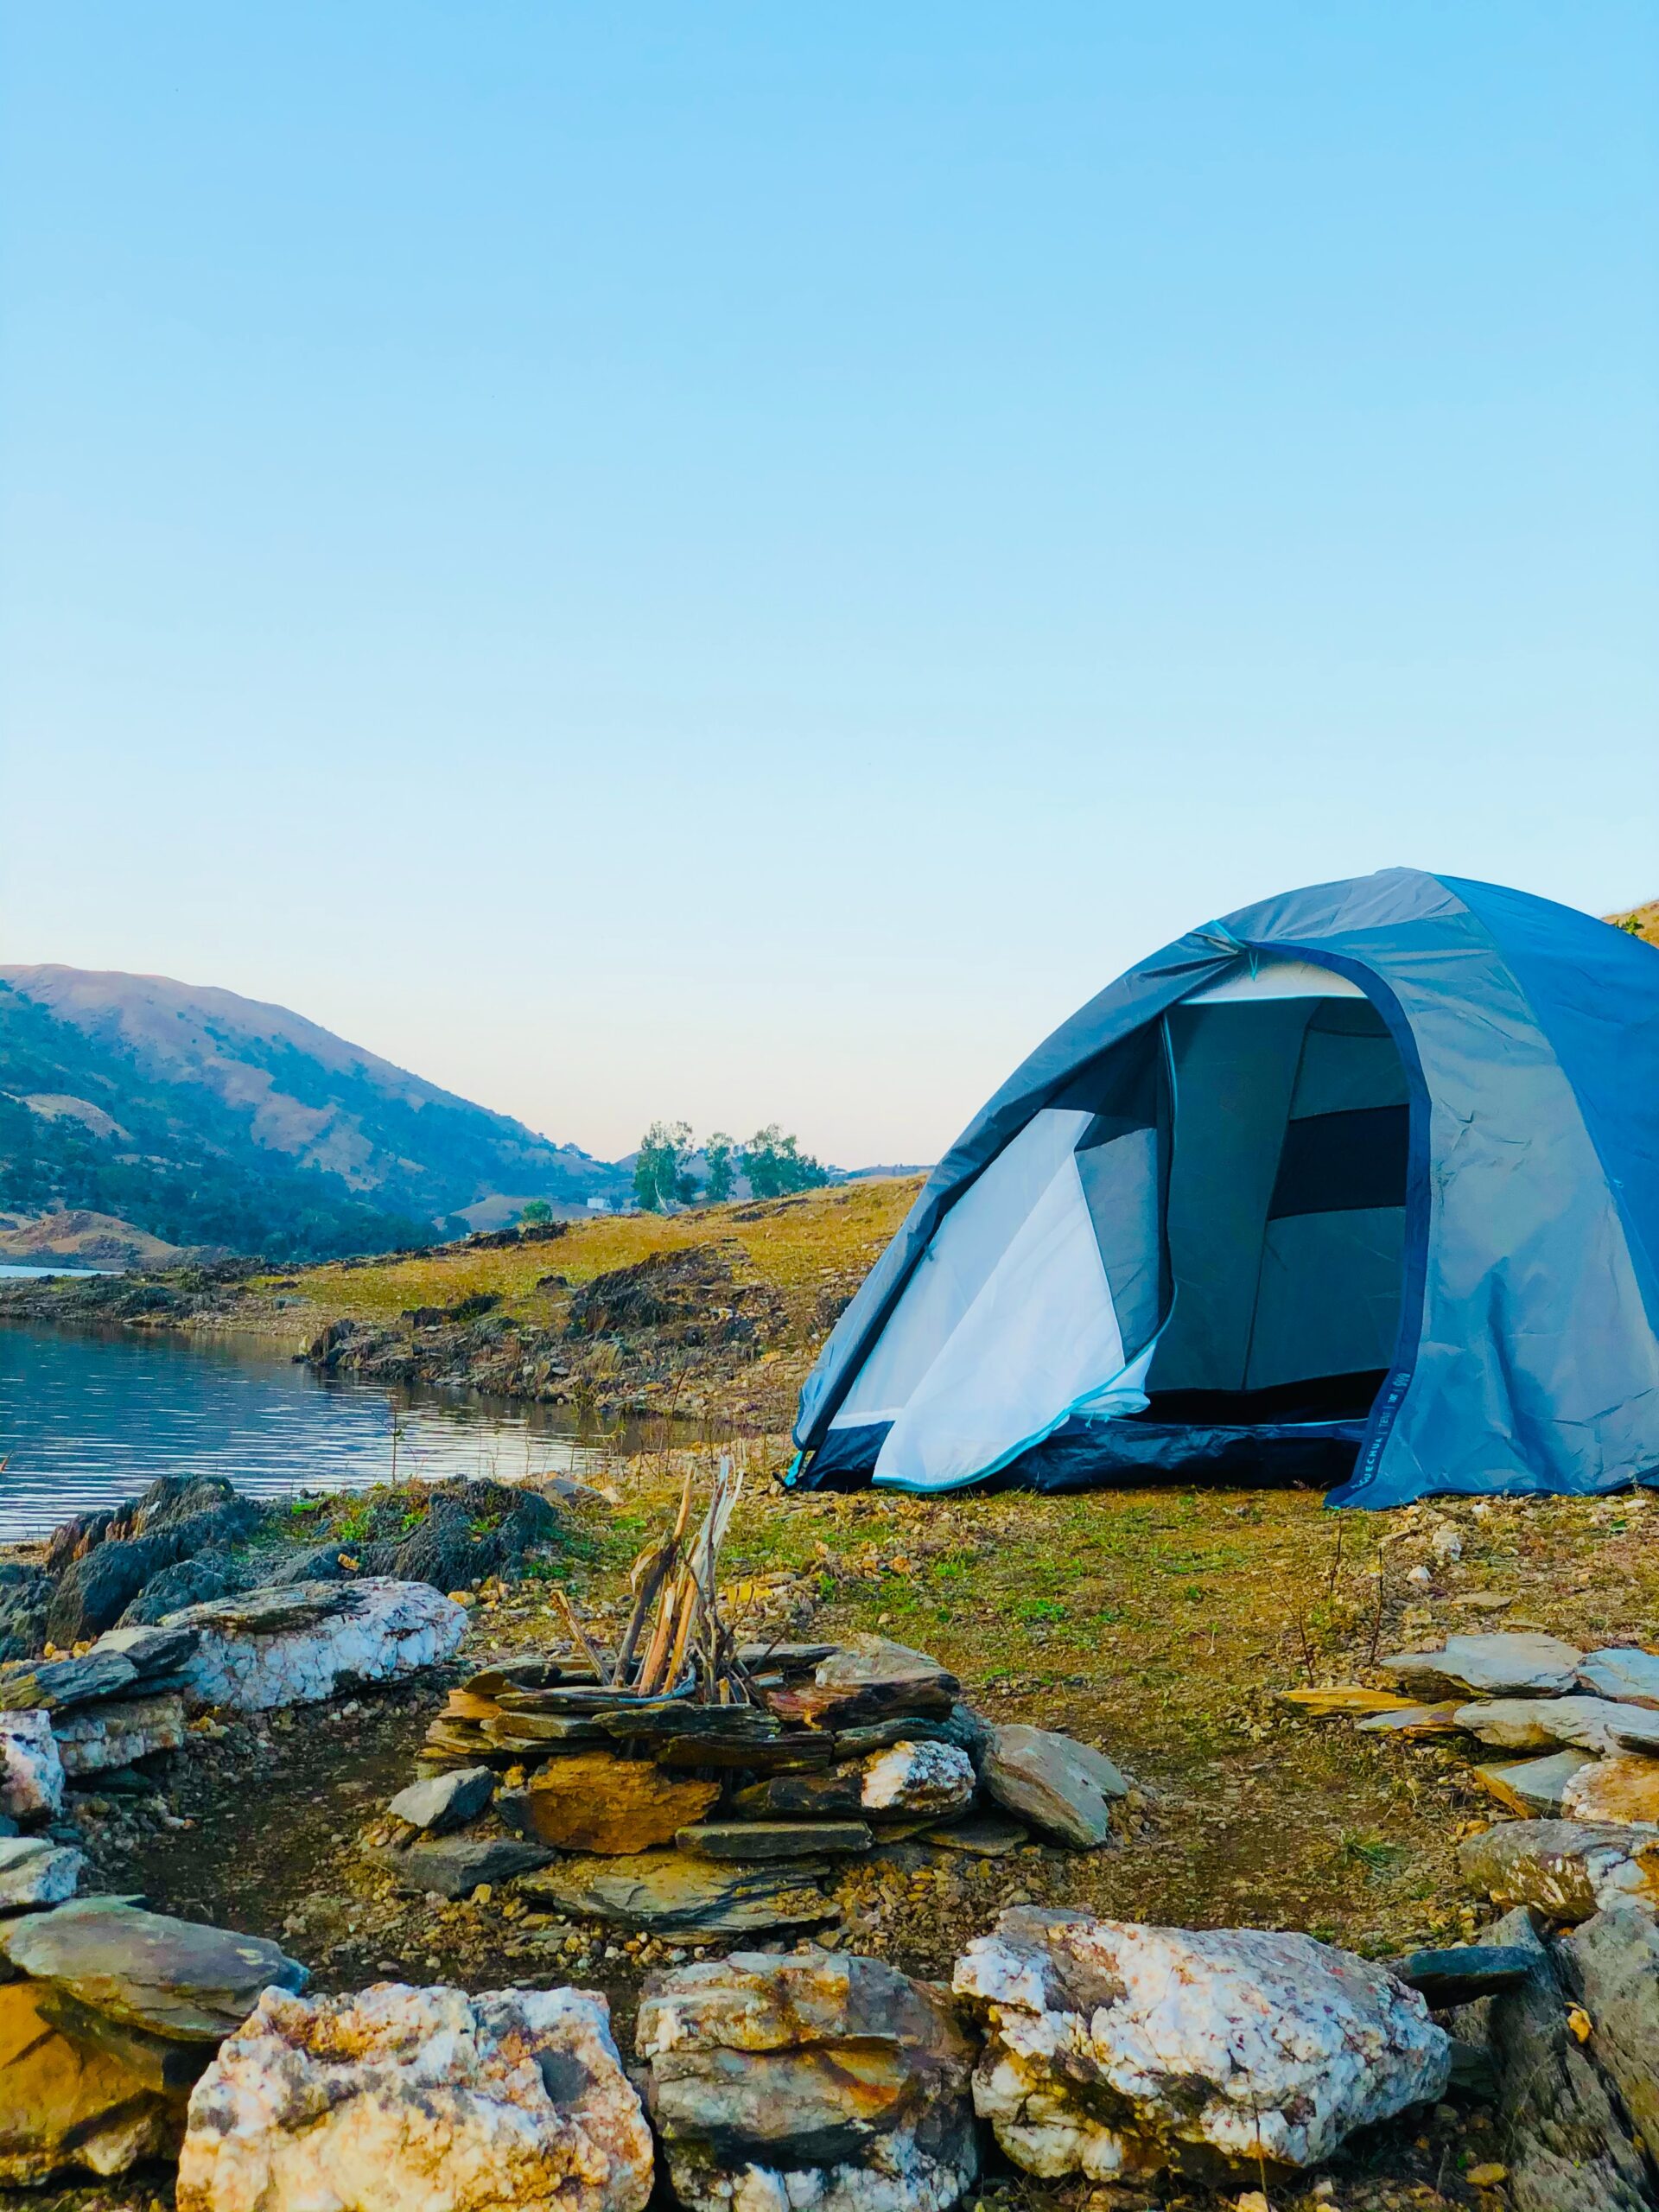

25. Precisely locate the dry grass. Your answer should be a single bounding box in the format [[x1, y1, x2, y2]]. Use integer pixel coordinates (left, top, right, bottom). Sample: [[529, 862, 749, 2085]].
[[271, 1177, 921, 1339]]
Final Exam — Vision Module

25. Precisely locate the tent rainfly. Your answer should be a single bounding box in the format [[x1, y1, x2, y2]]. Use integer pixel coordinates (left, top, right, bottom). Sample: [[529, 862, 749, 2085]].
[[789, 870, 1659, 1509]]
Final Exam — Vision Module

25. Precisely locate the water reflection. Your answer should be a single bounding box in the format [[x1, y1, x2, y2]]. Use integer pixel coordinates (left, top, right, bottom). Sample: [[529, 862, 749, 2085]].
[[0, 1321, 699, 1541]]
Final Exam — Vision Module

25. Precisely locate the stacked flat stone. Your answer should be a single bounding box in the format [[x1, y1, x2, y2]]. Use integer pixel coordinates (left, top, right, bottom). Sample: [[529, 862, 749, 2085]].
[[379, 1637, 1128, 1924], [0, 1624, 195, 1790], [1287, 1633, 1659, 1823], [0, 1896, 305, 2188]]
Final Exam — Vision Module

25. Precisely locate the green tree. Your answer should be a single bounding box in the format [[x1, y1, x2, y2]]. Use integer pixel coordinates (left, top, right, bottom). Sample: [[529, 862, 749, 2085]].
[[741, 1124, 830, 1200], [702, 1133, 737, 1205], [518, 1199, 555, 1226], [633, 1121, 698, 1211]]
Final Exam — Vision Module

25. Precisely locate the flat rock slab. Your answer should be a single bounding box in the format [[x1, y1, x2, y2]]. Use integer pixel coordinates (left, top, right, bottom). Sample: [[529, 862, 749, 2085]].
[[371, 1835, 554, 1899], [1562, 1751, 1659, 1824], [54, 1694, 185, 1777], [0, 1710, 64, 1820], [90, 1625, 200, 1680], [1453, 1695, 1659, 1755], [0, 1898, 306, 2040], [955, 1906, 1448, 2178], [1458, 1819, 1659, 1923], [169, 1578, 467, 1711], [520, 1750, 720, 1853], [1388, 1944, 1536, 2006], [636, 1948, 977, 2212], [521, 1850, 836, 1936], [766, 1677, 956, 1731], [734, 1739, 976, 1822], [1383, 1632, 1585, 1699], [0, 1651, 140, 1713], [675, 1821, 873, 1861], [1473, 1748, 1593, 1815], [1354, 1702, 1466, 1738], [923, 1814, 1031, 1857], [0, 1980, 185, 2186], [177, 1982, 652, 2212], [0, 1835, 84, 1908], [981, 1723, 1126, 1847], [387, 1765, 495, 1834], [1576, 1647, 1659, 1710], [814, 1636, 960, 1694], [1279, 1687, 1425, 1716]]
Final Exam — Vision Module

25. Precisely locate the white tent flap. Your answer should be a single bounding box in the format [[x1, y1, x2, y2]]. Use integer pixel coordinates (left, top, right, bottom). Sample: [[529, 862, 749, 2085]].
[[873, 1145, 1138, 1491]]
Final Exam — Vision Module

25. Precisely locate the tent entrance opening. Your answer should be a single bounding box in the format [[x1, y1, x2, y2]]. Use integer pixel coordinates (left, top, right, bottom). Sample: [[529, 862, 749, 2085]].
[[1143, 988, 1408, 1428]]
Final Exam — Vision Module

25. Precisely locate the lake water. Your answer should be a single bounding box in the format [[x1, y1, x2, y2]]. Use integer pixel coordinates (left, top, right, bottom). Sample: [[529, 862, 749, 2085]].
[[0, 1321, 665, 1541]]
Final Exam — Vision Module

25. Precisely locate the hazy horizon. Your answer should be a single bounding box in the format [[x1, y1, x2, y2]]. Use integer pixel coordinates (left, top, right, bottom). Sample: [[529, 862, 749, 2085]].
[[3, 7, 1656, 1165]]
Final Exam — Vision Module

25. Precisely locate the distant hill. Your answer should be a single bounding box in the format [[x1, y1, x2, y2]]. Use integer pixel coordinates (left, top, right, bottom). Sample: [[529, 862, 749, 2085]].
[[0, 966, 631, 1262]]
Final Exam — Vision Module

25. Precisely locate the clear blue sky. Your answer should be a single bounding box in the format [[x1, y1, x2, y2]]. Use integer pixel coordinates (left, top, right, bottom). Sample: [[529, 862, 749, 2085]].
[[3, 5, 1656, 1166]]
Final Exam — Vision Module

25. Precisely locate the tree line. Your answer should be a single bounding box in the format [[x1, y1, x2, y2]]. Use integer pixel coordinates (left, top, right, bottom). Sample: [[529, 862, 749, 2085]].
[[632, 1122, 830, 1213]]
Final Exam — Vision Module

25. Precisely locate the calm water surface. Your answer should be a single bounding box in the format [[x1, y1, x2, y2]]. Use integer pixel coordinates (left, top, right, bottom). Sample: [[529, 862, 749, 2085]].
[[0, 1321, 665, 1541]]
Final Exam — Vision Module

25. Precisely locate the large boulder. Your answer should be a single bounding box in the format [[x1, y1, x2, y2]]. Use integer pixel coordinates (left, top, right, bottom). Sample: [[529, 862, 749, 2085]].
[[1459, 1819, 1659, 1923], [1451, 1908, 1650, 2212], [637, 1950, 977, 2212], [0, 1898, 306, 2041], [121, 1549, 252, 1626], [44, 1482, 266, 1647], [0, 1709, 64, 1821], [167, 1579, 467, 1710], [0, 1980, 186, 2185], [176, 1981, 653, 2212], [954, 1907, 1447, 2181], [1556, 1907, 1659, 2159], [979, 1725, 1125, 1847]]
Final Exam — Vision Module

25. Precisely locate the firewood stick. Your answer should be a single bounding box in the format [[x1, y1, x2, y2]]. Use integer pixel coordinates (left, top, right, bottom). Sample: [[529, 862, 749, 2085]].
[[662, 1564, 700, 1691], [556, 1588, 613, 1684], [636, 1572, 681, 1695], [613, 1538, 673, 1688]]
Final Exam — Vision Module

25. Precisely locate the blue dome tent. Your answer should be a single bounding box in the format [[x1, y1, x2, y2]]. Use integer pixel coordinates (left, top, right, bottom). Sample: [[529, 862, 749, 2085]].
[[790, 871, 1659, 1508]]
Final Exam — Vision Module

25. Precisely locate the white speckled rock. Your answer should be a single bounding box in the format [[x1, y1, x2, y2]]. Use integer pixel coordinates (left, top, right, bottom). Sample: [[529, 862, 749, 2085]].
[[0, 1710, 64, 1821], [953, 1908, 1448, 2180], [638, 1951, 977, 2212], [177, 1981, 652, 2212], [54, 1694, 186, 1777], [166, 1580, 467, 1712], [861, 1742, 975, 1818], [0, 1836, 83, 1908]]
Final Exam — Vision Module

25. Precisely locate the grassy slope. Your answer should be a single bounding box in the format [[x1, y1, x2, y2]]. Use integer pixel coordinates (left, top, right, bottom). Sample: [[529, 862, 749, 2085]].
[[258, 1176, 925, 1424]]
